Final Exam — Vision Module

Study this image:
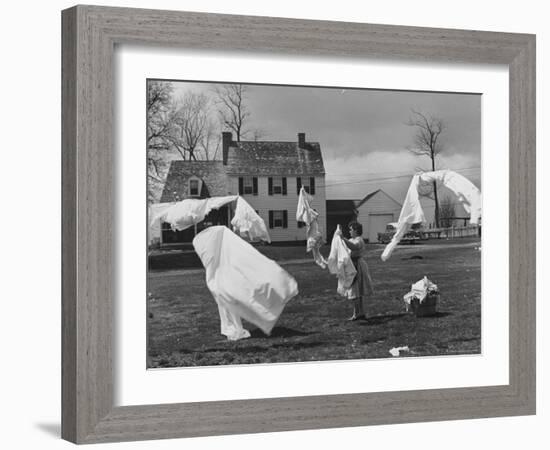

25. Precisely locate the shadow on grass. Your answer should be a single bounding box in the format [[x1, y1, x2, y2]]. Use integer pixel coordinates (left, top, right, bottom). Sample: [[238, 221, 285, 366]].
[[416, 311, 453, 319], [250, 326, 313, 339], [360, 313, 408, 325]]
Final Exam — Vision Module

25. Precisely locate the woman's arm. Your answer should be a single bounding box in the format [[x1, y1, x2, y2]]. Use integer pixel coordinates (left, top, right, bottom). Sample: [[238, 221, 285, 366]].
[[342, 237, 361, 251]]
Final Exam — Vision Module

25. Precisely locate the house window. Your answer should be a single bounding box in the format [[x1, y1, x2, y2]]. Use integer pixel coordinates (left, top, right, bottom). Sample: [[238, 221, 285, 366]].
[[239, 176, 258, 195], [273, 177, 282, 194], [296, 177, 316, 195], [243, 177, 254, 194], [269, 210, 288, 229], [273, 211, 284, 227], [268, 176, 287, 195], [189, 179, 200, 196]]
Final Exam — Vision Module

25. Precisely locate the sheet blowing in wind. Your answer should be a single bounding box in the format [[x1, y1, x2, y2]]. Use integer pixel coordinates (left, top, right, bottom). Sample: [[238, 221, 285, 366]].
[[150, 195, 297, 340], [381, 169, 482, 261]]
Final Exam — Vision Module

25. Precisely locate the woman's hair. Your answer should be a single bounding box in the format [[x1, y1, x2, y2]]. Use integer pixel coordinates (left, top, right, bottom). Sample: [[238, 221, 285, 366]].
[[348, 221, 363, 236]]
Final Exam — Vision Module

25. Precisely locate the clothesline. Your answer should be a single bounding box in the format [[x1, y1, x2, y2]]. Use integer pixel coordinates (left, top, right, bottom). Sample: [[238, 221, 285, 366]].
[[316, 166, 481, 189]]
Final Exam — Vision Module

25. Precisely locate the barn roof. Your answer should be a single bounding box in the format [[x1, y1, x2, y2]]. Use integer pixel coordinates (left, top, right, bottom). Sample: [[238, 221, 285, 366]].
[[356, 189, 402, 209], [159, 160, 230, 202], [226, 141, 325, 176], [326, 199, 359, 215]]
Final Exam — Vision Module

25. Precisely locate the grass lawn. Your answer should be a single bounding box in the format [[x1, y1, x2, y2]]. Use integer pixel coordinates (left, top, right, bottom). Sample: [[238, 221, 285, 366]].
[[147, 238, 481, 368]]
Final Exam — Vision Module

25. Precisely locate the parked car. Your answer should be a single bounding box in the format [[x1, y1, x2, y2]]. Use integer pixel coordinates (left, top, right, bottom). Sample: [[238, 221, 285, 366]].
[[377, 222, 424, 244]]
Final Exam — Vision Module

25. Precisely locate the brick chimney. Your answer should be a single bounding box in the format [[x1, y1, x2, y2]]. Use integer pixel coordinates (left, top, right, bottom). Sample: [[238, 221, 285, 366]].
[[222, 131, 232, 165], [298, 132, 306, 149]]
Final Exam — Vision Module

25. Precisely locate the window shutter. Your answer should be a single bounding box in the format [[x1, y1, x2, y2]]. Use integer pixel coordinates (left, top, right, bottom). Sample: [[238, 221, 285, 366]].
[[282, 177, 287, 195], [310, 177, 315, 195], [238, 177, 244, 195], [268, 177, 273, 196], [296, 177, 302, 195], [268, 211, 274, 229], [283, 210, 288, 228], [253, 177, 258, 195]]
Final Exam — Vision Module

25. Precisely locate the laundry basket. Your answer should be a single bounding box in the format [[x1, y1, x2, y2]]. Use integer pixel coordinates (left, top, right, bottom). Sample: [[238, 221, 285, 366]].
[[407, 291, 439, 317]]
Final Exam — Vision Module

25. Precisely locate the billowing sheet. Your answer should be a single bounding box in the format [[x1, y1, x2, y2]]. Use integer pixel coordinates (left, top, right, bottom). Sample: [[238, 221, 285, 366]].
[[296, 187, 327, 268], [381, 169, 481, 261], [231, 196, 271, 243], [150, 195, 238, 231], [326, 225, 357, 296], [420, 170, 482, 223], [193, 226, 298, 340], [380, 175, 425, 261], [149, 202, 175, 243], [150, 195, 270, 243]]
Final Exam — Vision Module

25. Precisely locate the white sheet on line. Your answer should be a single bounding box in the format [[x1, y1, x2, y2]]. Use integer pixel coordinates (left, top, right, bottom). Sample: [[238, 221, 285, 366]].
[[296, 187, 327, 268], [231, 195, 271, 243], [193, 226, 298, 340], [326, 225, 357, 296], [150, 195, 271, 243], [381, 169, 481, 261], [150, 195, 238, 232]]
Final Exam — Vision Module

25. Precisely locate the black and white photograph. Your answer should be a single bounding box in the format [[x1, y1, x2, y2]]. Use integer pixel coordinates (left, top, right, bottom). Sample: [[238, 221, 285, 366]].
[[146, 79, 482, 368]]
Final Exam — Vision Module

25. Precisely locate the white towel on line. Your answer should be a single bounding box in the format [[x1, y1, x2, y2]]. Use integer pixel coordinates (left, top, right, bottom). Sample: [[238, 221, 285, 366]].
[[296, 187, 327, 268]]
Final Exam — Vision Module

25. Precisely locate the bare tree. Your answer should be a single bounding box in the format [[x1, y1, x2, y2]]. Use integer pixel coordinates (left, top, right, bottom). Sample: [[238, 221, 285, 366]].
[[214, 84, 250, 141], [171, 92, 212, 161], [439, 196, 456, 228], [147, 81, 175, 203], [407, 109, 446, 227], [199, 128, 221, 161], [147, 84, 219, 201]]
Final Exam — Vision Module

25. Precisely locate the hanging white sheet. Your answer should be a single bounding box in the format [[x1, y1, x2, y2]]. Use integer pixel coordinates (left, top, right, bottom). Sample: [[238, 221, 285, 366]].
[[193, 226, 298, 340], [150, 195, 270, 243], [150, 195, 238, 231], [148, 202, 175, 243], [381, 169, 481, 261], [296, 187, 327, 268], [326, 225, 357, 296], [231, 196, 271, 243]]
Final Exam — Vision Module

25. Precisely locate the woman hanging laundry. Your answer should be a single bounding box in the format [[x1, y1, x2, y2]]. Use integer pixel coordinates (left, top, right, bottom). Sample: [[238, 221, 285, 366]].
[[335, 221, 374, 321]]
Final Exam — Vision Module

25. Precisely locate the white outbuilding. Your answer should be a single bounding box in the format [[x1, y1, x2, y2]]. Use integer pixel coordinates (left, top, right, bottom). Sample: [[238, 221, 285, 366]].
[[355, 189, 402, 243]]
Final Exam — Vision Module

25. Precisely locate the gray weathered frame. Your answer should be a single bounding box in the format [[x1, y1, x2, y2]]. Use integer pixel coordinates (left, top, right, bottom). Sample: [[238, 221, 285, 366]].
[[62, 5, 536, 444]]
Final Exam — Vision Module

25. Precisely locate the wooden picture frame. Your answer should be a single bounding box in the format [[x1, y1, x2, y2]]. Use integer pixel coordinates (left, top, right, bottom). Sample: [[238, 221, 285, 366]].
[[61, 5, 536, 444]]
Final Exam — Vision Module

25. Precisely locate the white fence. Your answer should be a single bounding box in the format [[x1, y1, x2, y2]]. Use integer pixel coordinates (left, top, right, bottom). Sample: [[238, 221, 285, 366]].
[[423, 225, 480, 239]]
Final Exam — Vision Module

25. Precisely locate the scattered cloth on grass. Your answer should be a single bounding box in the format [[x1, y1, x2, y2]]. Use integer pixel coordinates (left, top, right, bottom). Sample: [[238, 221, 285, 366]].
[[296, 187, 327, 268], [389, 346, 410, 357], [381, 170, 481, 261], [326, 225, 357, 296], [193, 226, 298, 341]]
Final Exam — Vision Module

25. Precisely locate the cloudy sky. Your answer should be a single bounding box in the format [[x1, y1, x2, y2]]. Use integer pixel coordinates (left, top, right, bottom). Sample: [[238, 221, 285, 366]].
[[169, 80, 481, 217]]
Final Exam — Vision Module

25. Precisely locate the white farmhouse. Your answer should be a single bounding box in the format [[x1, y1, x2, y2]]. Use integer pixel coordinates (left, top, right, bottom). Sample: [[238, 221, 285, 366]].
[[157, 132, 326, 244]]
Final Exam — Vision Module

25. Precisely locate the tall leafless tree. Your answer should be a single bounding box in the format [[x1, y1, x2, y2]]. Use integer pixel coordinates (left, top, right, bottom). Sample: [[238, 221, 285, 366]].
[[171, 92, 212, 161], [407, 109, 446, 227], [147, 83, 220, 202], [214, 84, 250, 141], [147, 81, 175, 203]]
